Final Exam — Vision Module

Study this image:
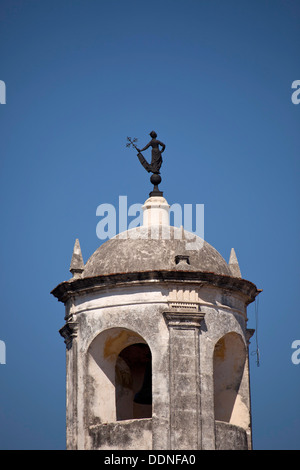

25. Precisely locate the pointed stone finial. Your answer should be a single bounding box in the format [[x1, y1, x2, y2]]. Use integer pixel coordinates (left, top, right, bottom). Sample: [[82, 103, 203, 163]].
[[229, 248, 242, 278], [70, 239, 84, 279]]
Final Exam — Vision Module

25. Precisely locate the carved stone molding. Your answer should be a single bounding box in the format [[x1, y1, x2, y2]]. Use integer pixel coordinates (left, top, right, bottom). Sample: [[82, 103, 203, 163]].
[[163, 311, 205, 329], [246, 328, 255, 346], [59, 320, 78, 349]]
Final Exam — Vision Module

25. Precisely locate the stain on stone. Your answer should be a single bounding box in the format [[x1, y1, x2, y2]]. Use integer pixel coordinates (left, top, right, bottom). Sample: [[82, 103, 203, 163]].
[[89, 418, 152, 450], [104, 330, 133, 360]]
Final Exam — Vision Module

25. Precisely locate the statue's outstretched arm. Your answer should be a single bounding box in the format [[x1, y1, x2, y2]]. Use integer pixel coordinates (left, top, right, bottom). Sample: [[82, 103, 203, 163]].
[[139, 142, 151, 152]]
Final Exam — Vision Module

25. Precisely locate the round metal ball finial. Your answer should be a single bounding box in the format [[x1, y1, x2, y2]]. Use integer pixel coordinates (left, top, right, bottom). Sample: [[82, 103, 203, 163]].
[[149, 173, 163, 197], [150, 174, 161, 186]]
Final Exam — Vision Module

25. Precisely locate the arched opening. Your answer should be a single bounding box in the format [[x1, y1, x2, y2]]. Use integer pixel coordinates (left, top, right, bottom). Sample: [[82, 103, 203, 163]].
[[213, 332, 247, 426], [115, 343, 152, 421], [86, 327, 152, 426]]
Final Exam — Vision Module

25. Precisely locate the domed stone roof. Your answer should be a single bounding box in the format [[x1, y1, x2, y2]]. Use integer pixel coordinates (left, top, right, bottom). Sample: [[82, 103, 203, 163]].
[[83, 225, 232, 278]]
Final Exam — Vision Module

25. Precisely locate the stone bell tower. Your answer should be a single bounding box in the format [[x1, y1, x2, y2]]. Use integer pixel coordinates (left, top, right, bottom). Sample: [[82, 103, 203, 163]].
[[51, 189, 260, 450]]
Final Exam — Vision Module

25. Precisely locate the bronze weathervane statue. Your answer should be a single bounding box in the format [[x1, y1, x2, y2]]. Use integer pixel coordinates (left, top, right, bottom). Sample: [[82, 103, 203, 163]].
[[126, 131, 166, 196]]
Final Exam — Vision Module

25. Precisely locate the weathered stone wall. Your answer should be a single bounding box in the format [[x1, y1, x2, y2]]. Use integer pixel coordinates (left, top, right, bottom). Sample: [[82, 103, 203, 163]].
[[89, 419, 152, 450], [62, 279, 253, 450], [215, 421, 248, 450], [70, 286, 170, 450]]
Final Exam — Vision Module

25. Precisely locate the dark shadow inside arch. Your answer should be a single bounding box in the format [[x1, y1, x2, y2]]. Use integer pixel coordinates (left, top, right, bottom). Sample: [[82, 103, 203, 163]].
[[115, 343, 152, 421]]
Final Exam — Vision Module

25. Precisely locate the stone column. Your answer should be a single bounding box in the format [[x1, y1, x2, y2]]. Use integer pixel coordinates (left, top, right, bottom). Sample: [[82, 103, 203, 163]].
[[59, 309, 79, 450], [163, 310, 205, 450]]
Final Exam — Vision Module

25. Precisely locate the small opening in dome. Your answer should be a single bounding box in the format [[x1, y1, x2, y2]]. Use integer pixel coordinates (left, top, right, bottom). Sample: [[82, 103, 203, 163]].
[[175, 255, 190, 265]]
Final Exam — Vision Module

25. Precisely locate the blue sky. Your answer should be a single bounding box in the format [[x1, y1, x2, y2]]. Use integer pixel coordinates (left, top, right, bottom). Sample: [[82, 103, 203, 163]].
[[0, 0, 299, 450]]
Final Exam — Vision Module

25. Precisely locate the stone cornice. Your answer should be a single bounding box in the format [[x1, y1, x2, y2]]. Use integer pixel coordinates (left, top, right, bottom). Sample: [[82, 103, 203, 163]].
[[51, 270, 260, 305]]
